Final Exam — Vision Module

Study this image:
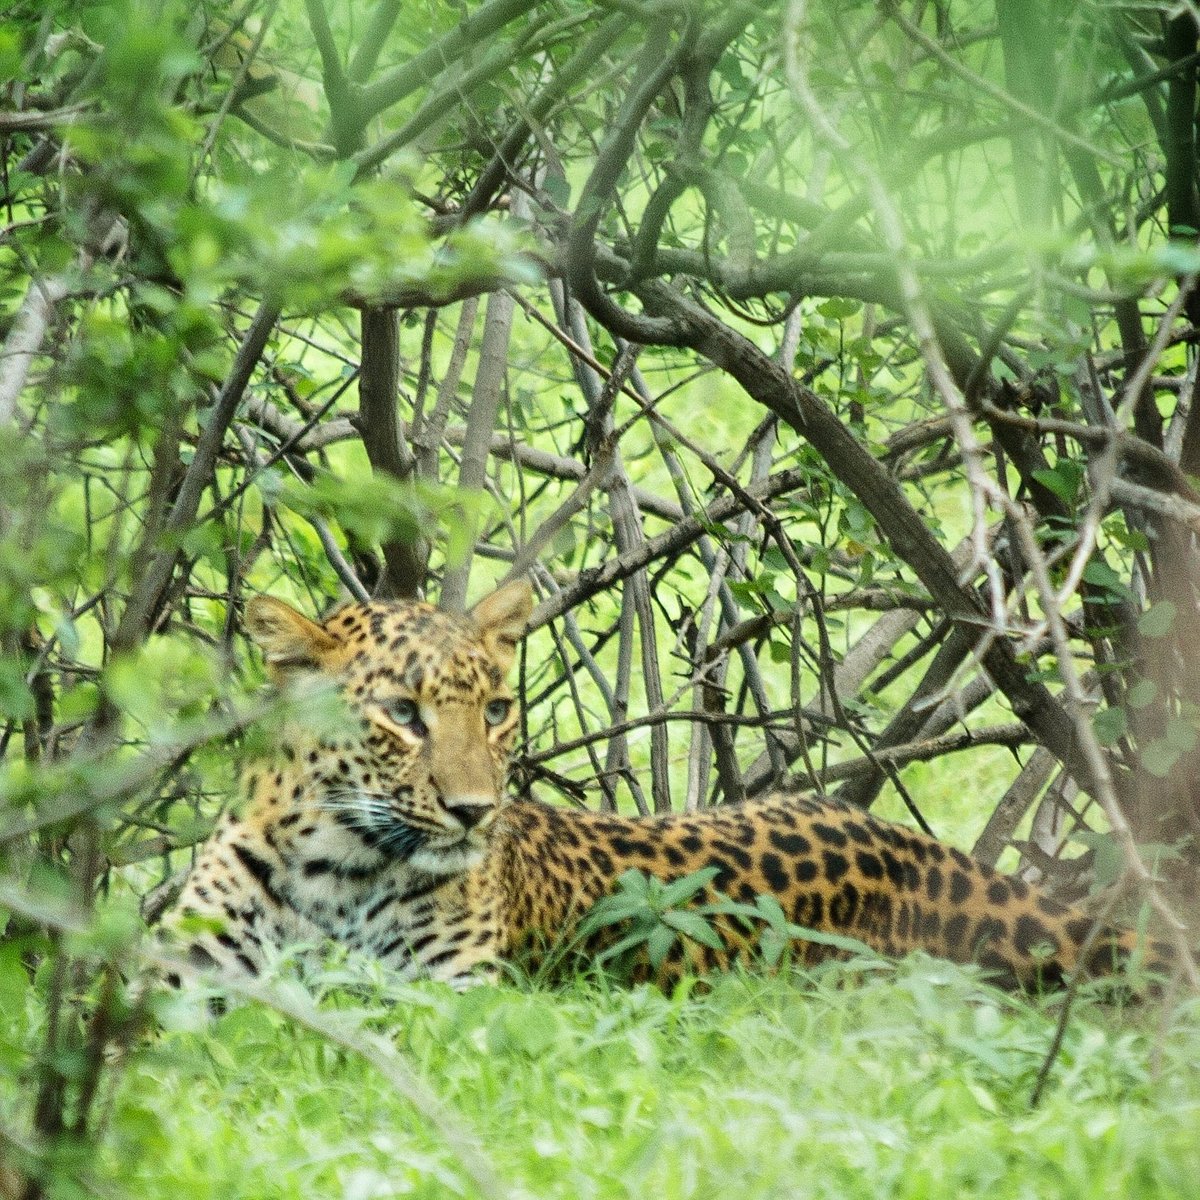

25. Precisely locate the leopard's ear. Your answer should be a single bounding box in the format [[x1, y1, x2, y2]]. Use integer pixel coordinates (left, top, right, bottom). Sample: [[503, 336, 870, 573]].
[[244, 595, 340, 675], [470, 580, 533, 673]]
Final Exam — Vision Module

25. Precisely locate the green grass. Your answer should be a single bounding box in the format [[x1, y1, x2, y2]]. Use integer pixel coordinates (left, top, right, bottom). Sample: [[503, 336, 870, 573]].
[[14, 958, 1197, 1200]]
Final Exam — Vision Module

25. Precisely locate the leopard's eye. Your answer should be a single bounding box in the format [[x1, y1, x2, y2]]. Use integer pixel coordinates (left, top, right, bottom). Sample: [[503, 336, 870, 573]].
[[386, 698, 420, 727], [484, 698, 513, 727]]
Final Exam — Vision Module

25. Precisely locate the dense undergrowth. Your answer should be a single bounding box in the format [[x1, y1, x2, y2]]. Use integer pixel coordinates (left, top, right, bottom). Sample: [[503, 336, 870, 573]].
[[4, 955, 1197, 1199]]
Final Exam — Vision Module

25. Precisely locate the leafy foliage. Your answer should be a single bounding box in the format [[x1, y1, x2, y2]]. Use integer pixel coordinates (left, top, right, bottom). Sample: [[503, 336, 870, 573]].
[[576, 867, 876, 977], [2, 0, 1200, 1191]]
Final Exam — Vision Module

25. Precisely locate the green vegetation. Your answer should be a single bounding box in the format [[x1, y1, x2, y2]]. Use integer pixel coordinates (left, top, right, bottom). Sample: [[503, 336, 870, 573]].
[[7, 960, 1199, 1199], [3, 0, 1200, 1193]]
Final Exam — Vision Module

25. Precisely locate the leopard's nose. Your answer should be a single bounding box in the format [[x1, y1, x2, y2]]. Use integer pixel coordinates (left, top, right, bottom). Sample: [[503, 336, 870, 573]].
[[446, 801, 493, 830]]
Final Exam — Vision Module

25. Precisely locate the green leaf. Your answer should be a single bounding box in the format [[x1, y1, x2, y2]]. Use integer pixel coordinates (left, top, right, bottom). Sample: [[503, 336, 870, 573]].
[[486, 1000, 559, 1057], [542, 174, 571, 207], [767, 637, 792, 664], [0, 659, 34, 721], [1164, 715, 1197, 754], [1032, 461, 1084, 506], [1137, 602, 1177, 639], [646, 923, 677, 971], [1071, 830, 1123, 889], [817, 298, 862, 320], [759, 927, 787, 968], [1081, 560, 1131, 601], [1092, 706, 1127, 746], [614, 868, 650, 899], [659, 867, 722, 908], [595, 929, 654, 968], [661, 910, 726, 951], [578, 894, 648, 931], [784, 924, 878, 957], [1141, 738, 1180, 778], [754, 893, 788, 929]]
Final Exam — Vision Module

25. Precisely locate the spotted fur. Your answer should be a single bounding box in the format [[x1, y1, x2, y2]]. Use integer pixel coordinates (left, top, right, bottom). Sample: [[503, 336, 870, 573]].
[[164, 585, 1173, 991], [164, 584, 530, 987]]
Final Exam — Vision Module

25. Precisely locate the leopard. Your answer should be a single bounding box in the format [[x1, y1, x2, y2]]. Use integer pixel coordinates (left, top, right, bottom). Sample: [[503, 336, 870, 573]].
[[162, 581, 1175, 992]]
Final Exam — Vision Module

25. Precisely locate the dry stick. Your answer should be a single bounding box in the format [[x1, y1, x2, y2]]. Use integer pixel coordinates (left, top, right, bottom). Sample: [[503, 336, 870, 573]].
[[1006, 495, 1199, 990], [352, 10, 565, 179], [612, 367, 801, 795], [535, 289, 644, 810], [772, 521, 939, 833], [638, 371, 782, 788], [1028, 885, 1124, 1110], [458, 13, 625, 222], [410, 310, 437, 437], [1163, 350, 1199, 462], [529, 466, 812, 630], [347, 0, 403, 84], [232, 425, 371, 602], [685, 546, 729, 810], [245, 390, 682, 520], [356, 0, 539, 122], [310, 516, 371, 603], [413, 298, 478, 480], [193, 0, 280, 180], [621, 341, 941, 815], [501, 440, 616, 585], [651, 433, 755, 801], [711, 418, 780, 802], [530, 566, 627, 812], [880, 0, 1122, 169], [597, 414, 675, 813], [0, 271, 72, 426], [588, 28, 1044, 790], [788, 1, 1005, 626], [523, 704, 1022, 778], [971, 747, 1059, 867], [786, 723, 1031, 789], [442, 289, 515, 611], [1057, 283, 1199, 610], [558, 296, 671, 811], [0, 697, 276, 845], [1107, 477, 1200, 528], [608, 579, 643, 813], [211, 370, 362, 522], [981, 402, 1199, 501], [829, 584, 990, 811]]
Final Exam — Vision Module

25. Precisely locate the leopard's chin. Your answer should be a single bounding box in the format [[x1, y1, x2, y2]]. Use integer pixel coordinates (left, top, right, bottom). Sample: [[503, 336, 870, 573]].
[[409, 841, 488, 876]]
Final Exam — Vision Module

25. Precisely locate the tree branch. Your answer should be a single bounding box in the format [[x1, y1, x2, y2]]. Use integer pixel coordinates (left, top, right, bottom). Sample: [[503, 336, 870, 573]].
[[356, 307, 427, 598]]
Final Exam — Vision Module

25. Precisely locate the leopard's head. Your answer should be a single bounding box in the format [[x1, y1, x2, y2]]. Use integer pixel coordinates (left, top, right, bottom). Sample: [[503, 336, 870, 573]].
[[244, 581, 532, 875]]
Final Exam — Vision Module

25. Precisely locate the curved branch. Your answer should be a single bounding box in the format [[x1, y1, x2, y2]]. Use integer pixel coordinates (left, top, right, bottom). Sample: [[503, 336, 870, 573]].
[[563, 22, 694, 345], [112, 300, 281, 652], [357, 0, 540, 121], [623, 272, 1103, 799], [529, 466, 812, 629]]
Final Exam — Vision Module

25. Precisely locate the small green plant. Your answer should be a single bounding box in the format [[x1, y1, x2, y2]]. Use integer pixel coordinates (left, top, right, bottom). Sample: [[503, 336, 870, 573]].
[[575, 867, 728, 975], [574, 867, 877, 979]]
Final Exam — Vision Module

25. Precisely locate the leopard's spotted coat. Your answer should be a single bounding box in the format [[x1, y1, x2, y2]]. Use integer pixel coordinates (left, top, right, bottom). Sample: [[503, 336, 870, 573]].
[[164, 584, 1173, 990]]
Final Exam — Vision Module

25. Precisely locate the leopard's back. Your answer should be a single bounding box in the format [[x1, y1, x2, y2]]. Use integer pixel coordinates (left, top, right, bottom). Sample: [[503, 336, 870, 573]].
[[495, 795, 1174, 989]]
